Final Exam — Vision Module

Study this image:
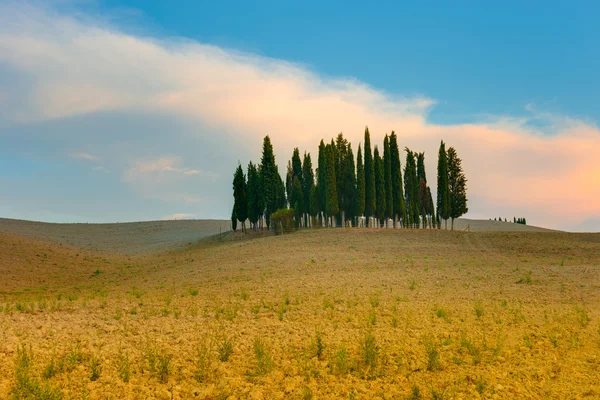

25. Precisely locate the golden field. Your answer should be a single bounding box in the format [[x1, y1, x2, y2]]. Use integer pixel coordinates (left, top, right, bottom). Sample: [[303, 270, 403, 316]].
[[1, 225, 599, 399]]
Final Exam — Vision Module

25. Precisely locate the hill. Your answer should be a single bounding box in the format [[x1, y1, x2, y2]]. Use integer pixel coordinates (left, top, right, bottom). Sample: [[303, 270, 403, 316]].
[[0, 218, 232, 255], [0, 217, 553, 255], [0, 227, 598, 398]]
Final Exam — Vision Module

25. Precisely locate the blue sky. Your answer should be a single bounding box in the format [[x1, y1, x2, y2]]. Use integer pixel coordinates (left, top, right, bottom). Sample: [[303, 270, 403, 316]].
[[91, 1, 599, 123], [0, 1, 599, 230]]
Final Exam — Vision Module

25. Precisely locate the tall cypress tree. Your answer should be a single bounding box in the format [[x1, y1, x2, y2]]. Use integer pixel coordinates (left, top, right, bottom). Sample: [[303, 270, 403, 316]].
[[325, 143, 339, 223], [356, 144, 366, 226], [285, 161, 293, 206], [404, 148, 420, 228], [427, 187, 435, 229], [343, 143, 357, 226], [247, 161, 260, 230], [335, 134, 349, 223], [259, 136, 279, 228], [276, 173, 287, 211], [233, 164, 248, 232], [302, 152, 314, 227], [447, 147, 468, 230], [418, 178, 428, 229], [364, 127, 376, 226], [317, 140, 327, 225], [292, 148, 303, 182], [231, 207, 237, 231], [437, 140, 450, 229], [417, 152, 427, 183], [291, 176, 304, 227], [416, 153, 427, 229], [389, 131, 406, 228], [383, 135, 393, 226], [374, 146, 386, 226]]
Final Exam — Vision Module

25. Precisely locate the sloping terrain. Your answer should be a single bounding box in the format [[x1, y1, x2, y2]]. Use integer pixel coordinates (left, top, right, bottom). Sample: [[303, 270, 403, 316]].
[[0, 226, 599, 399], [0, 218, 232, 255], [0, 217, 554, 257]]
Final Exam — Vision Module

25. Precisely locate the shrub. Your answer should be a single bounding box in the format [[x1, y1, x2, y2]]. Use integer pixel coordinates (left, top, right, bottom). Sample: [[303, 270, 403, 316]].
[[424, 335, 442, 371], [12, 344, 62, 400], [117, 350, 131, 383], [271, 208, 295, 234], [89, 354, 102, 381], [359, 331, 379, 379], [218, 337, 234, 362], [253, 337, 273, 375]]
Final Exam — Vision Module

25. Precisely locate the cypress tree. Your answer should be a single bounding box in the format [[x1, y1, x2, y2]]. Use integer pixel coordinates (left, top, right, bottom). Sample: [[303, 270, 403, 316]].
[[416, 152, 427, 229], [389, 131, 406, 228], [302, 152, 314, 227], [276, 173, 287, 211], [259, 136, 280, 228], [364, 127, 376, 226], [427, 187, 435, 229], [437, 141, 450, 229], [447, 147, 468, 230], [343, 144, 357, 226], [374, 146, 386, 226], [418, 178, 428, 229], [317, 140, 327, 225], [335, 134, 349, 224], [325, 143, 339, 223], [404, 148, 420, 228], [291, 176, 304, 227], [247, 162, 260, 230], [285, 161, 293, 206], [231, 207, 237, 231], [417, 152, 427, 183], [356, 144, 366, 226], [292, 148, 303, 182], [233, 164, 248, 232], [383, 135, 393, 226]]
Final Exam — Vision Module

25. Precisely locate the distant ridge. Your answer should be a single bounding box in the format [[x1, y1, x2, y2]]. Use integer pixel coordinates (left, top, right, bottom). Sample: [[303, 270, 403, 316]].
[[0, 217, 556, 254]]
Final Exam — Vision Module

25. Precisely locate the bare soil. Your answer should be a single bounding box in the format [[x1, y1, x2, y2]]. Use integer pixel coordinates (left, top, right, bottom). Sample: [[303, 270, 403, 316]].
[[0, 222, 598, 399]]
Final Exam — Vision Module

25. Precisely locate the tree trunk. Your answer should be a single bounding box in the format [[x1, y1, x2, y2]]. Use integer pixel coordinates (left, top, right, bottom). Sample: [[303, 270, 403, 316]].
[[451, 218, 454, 230]]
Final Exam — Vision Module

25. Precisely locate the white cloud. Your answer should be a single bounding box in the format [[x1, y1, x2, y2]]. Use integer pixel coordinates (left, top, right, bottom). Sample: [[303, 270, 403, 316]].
[[122, 155, 216, 184]]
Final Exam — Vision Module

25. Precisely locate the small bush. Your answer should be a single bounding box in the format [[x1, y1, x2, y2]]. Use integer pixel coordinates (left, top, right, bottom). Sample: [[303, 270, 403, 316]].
[[253, 337, 273, 375], [89, 354, 102, 381], [314, 331, 325, 360], [424, 336, 442, 371], [474, 302, 485, 319], [516, 271, 532, 284], [218, 337, 234, 362], [194, 341, 213, 382], [117, 350, 131, 383], [331, 346, 348, 375], [43, 351, 60, 379], [12, 344, 62, 400], [144, 343, 171, 383], [359, 331, 379, 379], [407, 385, 422, 400], [271, 208, 295, 234]]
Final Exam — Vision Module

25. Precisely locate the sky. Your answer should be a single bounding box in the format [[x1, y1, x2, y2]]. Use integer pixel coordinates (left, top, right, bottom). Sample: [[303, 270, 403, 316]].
[[0, 0, 599, 231]]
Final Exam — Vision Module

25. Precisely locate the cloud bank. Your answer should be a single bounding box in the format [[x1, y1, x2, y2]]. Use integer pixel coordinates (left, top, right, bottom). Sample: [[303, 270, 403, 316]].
[[0, 2, 599, 230]]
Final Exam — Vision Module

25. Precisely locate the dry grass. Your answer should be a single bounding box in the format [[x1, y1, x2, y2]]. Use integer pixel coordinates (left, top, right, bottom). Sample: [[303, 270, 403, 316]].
[[0, 228, 599, 398]]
